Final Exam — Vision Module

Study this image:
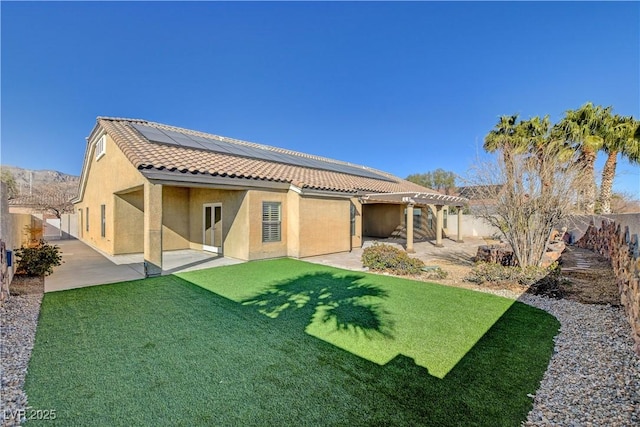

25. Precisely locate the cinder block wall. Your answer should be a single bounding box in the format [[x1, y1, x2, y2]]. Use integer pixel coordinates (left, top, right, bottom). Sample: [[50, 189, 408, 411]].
[[575, 214, 640, 356]]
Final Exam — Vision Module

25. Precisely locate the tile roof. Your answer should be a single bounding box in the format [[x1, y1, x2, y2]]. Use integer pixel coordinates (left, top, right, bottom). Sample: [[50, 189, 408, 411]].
[[96, 117, 439, 195]]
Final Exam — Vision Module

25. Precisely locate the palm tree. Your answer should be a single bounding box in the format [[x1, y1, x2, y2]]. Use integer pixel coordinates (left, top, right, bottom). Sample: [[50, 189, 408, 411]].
[[484, 115, 525, 190], [518, 116, 551, 188], [598, 115, 640, 213], [555, 102, 610, 214]]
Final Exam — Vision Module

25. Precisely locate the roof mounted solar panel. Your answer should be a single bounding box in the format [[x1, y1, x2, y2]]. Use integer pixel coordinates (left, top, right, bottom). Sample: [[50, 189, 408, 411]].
[[132, 124, 177, 145], [131, 123, 393, 182], [191, 137, 234, 154]]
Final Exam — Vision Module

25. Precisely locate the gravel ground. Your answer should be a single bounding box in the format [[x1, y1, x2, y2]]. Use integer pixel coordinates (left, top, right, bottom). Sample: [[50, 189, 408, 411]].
[[1, 279, 638, 426], [520, 294, 640, 427], [1, 291, 42, 427]]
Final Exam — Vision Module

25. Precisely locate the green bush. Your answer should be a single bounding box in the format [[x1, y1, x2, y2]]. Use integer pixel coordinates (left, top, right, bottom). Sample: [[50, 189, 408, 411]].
[[466, 262, 556, 286], [15, 240, 63, 276], [362, 243, 425, 275]]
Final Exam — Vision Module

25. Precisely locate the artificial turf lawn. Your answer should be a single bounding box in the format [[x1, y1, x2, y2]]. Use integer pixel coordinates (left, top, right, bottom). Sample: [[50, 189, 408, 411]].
[[25, 259, 559, 426]]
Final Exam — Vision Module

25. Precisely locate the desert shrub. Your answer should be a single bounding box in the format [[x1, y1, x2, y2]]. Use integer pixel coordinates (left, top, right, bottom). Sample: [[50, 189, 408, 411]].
[[362, 243, 425, 275], [423, 266, 449, 280], [466, 262, 556, 286], [15, 240, 63, 276]]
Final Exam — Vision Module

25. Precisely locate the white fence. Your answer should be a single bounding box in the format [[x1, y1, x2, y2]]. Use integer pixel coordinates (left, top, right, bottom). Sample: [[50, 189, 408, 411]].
[[35, 213, 78, 241], [446, 214, 500, 238], [451, 212, 640, 242]]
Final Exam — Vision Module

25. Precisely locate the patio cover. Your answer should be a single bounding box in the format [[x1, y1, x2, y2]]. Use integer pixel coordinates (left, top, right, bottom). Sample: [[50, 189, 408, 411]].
[[360, 192, 468, 251], [360, 192, 467, 207]]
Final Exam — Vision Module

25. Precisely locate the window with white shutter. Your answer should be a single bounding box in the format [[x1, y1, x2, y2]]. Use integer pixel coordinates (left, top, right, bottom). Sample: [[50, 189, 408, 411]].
[[262, 202, 281, 243], [95, 135, 106, 160]]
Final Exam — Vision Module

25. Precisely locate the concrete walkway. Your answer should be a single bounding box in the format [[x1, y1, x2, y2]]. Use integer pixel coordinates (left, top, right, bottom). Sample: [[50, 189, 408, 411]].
[[45, 239, 243, 292]]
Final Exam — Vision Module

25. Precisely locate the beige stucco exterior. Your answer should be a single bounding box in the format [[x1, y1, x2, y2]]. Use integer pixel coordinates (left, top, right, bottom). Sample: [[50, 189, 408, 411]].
[[74, 130, 364, 267], [362, 204, 404, 237], [74, 122, 462, 275], [74, 133, 146, 254]]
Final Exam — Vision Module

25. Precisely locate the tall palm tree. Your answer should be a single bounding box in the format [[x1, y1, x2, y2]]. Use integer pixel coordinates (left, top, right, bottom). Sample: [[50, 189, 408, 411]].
[[484, 115, 524, 190], [518, 116, 552, 189], [555, 102, 610, 214], [599, 115, 640, 213]]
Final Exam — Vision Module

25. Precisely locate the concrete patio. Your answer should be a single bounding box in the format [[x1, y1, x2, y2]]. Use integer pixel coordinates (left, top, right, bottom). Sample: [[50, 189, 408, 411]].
[[45, 236, 486, 293], [45, 239, 243, 292], [303, 236, 486, 272]]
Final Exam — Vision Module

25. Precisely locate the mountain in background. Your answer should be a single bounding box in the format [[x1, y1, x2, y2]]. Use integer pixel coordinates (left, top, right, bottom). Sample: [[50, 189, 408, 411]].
[[1, 165, 79, 196]]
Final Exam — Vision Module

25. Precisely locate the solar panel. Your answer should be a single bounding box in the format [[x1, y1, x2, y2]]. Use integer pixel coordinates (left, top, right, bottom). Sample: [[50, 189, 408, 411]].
[[131, 123, 393, 182], [132, 125, 177, 145]]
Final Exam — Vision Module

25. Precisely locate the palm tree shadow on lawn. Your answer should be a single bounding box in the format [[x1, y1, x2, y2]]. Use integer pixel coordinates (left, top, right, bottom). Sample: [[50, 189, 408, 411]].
[[23, 275, 560, 426], [194, 275, 560, 425], [240, 272, 395, 340]]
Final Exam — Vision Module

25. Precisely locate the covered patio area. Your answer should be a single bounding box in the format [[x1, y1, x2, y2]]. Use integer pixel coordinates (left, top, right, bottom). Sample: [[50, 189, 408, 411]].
[[360, 192, 467, 252]]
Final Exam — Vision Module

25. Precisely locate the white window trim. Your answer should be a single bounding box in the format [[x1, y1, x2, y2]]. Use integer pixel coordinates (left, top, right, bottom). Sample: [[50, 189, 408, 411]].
[[95, 135, 106, 160]]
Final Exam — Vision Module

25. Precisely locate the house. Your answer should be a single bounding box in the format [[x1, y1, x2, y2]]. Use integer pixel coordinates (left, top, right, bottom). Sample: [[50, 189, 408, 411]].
[[73, 117, 467, 276]]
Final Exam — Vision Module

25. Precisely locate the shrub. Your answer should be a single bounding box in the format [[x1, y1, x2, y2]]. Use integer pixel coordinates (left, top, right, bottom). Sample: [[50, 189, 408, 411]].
[[466, 262, 556, 286], [423, 266, 448, 280], [15, 240, 63, 276], [362, 243, 425, 275]]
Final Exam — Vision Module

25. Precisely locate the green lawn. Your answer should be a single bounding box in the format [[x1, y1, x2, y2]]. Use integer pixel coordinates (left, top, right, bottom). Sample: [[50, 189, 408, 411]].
[[25, 259, 559, 426]]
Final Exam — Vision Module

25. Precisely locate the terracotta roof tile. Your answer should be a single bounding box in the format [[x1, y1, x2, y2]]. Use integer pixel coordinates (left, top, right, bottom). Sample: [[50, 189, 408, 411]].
[[97, 117, 439, 195]]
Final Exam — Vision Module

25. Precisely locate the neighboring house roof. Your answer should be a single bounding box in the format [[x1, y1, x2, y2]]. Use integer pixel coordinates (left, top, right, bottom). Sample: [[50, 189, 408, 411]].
[[8, 193, 74, 208], [79, 117, 467, 205]]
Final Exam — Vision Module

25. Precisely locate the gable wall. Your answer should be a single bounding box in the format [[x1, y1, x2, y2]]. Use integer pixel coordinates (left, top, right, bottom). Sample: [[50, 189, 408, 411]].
[[74, 134, 146, 254]]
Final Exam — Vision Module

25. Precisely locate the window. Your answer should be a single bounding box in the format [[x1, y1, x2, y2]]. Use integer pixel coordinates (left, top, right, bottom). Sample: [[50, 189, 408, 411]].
[[262, 202, 281, 242], [443, 209, 448, 229], [404, 207, 422, 230], [350, 203, 357, 236], [427, 208, 433, 229], [100, 204, 106, 237], [86, 207, 89, 232], [95, 135, 106, 159]]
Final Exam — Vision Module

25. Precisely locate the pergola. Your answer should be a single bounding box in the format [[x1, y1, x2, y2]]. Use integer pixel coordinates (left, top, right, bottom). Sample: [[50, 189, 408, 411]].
[[360, 192, 468, 252]]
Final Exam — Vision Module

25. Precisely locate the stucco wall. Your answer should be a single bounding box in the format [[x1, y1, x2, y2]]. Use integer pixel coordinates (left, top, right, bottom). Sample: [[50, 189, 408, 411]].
[[446, 214, 501, 238], [162, 186, 190, 251], [286, 190, 301, 258], [74, 133, 146, 254], [188, 188, 249, 260], [247, 190, 289, 260], [298, 196, 351, 258], [114, 188, 144, 254], [362, 204, 403, 237], [11, 214, 37, 248]]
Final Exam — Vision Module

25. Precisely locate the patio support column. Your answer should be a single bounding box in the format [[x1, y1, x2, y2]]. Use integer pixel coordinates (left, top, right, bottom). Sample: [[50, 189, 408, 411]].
[[144, 181, 163, 277], [435, 205, 444, 248], [456, 208, 464, 243], [406, 203, 415, 253]]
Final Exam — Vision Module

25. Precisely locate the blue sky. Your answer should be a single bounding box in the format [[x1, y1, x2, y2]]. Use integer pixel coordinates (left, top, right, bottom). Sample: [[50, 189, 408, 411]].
[[2, 1, 639, 196]]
